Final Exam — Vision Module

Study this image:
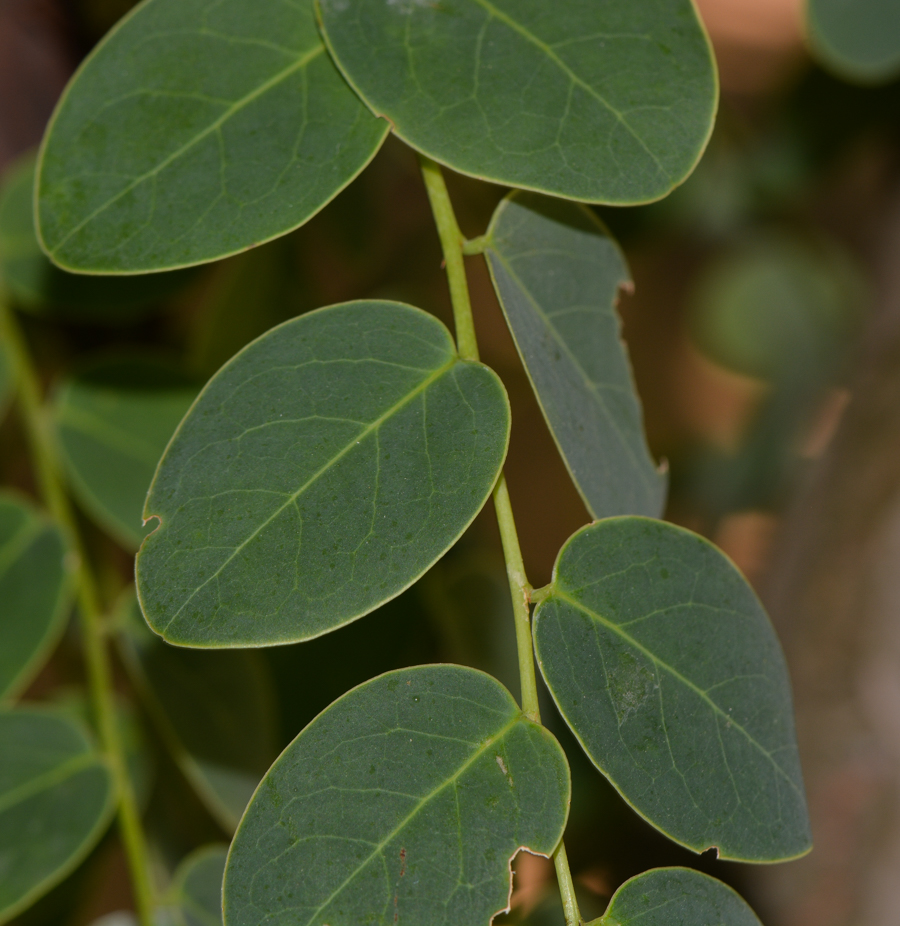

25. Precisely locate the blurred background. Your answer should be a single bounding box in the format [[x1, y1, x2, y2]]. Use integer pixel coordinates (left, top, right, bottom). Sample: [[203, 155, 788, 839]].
[[2, 0, 900, 923]]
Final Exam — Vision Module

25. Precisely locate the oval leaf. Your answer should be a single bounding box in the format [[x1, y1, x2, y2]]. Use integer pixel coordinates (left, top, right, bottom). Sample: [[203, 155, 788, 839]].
[[0, 155, 193, 321], [0, 493, 73, 702], [807, 0, 900, 84], [223, 665, 570, 926], [485, 192, 665, 519], [36, 0, 389, 273], [136, 300, 510, 647], [592, 867, 762, 926], [117, 597, 278, 830], [54, 357, 199, 550], [318, 0, 717, 204], [0, 708, 115, 923], [170, 845, 227, 926], [533, 517, 811, 862]]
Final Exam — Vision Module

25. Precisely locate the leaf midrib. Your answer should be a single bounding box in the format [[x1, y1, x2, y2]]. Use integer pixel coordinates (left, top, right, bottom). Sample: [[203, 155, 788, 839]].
[[299, 713, 520, 926], [0, 751, 99, 815], [548, 589, 803, 797], [156, 355, 457, 632], [47, 44, 326, 253]]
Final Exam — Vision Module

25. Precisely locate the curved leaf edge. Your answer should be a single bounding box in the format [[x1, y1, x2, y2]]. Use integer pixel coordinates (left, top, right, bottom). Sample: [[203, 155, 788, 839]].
[[221, 663, 572, 920], [483, 192, 668, 521], [0, 707, 117, 926], [533, 515, 812, 864], [135, 300, 512, 649], [33, 0, 391, 277], [314, 0, 720, 207]]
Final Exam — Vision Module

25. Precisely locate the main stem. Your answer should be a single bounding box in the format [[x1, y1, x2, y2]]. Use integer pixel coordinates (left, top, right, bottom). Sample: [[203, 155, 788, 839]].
[[0, 296, 156, 926], [418, 154, 582, 926]]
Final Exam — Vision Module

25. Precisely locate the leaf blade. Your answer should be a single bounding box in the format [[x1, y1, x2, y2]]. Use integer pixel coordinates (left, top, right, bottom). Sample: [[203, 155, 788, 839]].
[[485, 192, 665, 519], [806, 0, 900, 84]]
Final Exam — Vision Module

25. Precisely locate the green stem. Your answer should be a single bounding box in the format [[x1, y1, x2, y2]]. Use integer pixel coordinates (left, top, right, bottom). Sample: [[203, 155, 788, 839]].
[[419, 158, 582, 926], [0, 295, 156, 926]]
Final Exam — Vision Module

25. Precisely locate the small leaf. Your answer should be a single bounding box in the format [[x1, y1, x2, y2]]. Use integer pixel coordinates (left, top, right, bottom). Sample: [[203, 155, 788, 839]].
[[223, 665, 570, 926], [806, 0, 900, 84], [53, 357, 199, 550], [0, 708, 115, 923], [591, 867, 762, 926], [117, 597, 278, 831], [317, 0, 717, 204], [36, 0, 389, 273], [0, 493, 73, 703], [485, 192, 665, 519], [533, 517, 811, 862], [169, 845, 227, 926], [136, 300, 510, 647], [0, 155, 193, 322]]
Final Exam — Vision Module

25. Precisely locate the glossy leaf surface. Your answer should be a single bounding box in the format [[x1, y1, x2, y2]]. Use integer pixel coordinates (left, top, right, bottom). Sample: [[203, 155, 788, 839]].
[[485, 192, 665, 519], [318, 0, 717, 204], [118, 598, 278, 831], [592, 867, 762, 926], [807, 0, 900, 84], [0, 156, 192, 321], [54, 358, 198, 550], [170, 845, 227, 926], [37, 0, 389, 273], [224, 665, 570, 926], [0, 709, 114, 923], [136, 301, 510, 647], [533, 517, 811, 861], [0, 493, 72, 702]]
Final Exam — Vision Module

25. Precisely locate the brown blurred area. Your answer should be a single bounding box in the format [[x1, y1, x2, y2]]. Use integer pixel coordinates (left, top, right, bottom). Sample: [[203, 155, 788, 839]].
[[3, 0, 900, 923]]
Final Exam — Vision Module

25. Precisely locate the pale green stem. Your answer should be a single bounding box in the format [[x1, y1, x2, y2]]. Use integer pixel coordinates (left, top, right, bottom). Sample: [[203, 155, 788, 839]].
[[418, 157, 582, 926], [0, 295, 156, 926]]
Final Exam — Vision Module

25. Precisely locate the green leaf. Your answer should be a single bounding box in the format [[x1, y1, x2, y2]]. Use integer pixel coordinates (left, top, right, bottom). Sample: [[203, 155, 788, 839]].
[[317, 0, 717, 204], [136, 300, 510, 647], [532, 517, 811, 862], [484, 192, 665, 519], [0, 708, 115, 923], [0, 155, 193, 322], [807, 0, 900, 84], [169, 845, 227, 926], [224, 665, 570, 926], [36, 0, 389, 274], [117, 597, 278, 831], [591, 867, 762, 926], [53, 357, 199, 550], [0, 493, 73, 703]]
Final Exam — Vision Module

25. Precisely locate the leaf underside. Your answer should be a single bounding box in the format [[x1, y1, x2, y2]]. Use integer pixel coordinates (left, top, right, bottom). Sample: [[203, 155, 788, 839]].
[[533, 516, 811, 862], [485, 191, 665, 519], [318, 0, 717, 204], [0, 493, 72, 702], [807, 0, 900, 83], [0, 709, 114, 924], [136, 300, 510, 647], [224, 665, 570, 926], [595, 867, 762, 926], [36, 0, 389, 273], [54, 357, 199, 550]]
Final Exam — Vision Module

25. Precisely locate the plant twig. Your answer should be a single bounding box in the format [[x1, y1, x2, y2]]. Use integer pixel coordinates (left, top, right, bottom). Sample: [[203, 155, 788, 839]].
[[0, 294, 156, 926], [418, 156, 582, 926]]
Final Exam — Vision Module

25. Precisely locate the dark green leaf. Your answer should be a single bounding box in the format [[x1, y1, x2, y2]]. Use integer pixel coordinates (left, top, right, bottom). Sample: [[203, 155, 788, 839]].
[[318, 0, 717, 204], [117, 597, 278, 831], [36, 0, 389, 273], [533, 517, 811, 862], [136, 300, 510, 647], [0, 155, 193, 322], [807, 0, 900, 84], [53, 357, 199, 550], [0, 708, 115, 923], [485, 192, 665, 519], [591, 867, 762, 926], [0, 493, 73, 702], [169, 845, 227, 926], [224, 665, 570, 926]]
